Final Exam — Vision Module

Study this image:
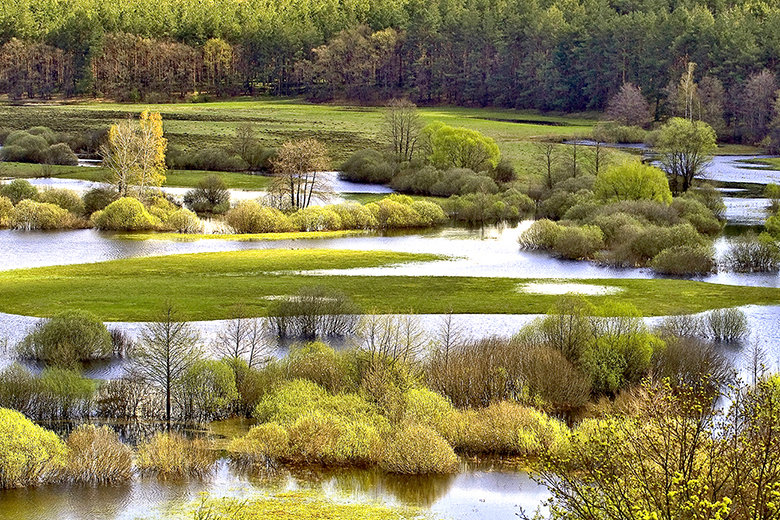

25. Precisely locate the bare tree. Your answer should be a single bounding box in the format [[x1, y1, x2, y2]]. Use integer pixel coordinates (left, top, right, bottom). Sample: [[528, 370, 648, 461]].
[[740, 69, 777, 143], [679, 61, 697, 121], [535, 142, 559, 188], [131, 304, 202, 428], [214, 307, 270, 372], [383, 98, 421, 162], [269, 138, 331, 209], [359, 314, 428, 368], [605, 83, 652, 127]]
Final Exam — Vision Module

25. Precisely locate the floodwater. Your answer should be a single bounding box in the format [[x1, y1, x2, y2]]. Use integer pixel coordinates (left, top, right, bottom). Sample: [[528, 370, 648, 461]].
[[0, 459, 548, 520]]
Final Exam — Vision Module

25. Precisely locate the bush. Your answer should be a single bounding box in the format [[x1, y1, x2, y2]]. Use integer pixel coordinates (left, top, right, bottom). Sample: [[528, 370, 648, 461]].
[[650, 245, 715, 275], [0, 179, 38, 204], [366, 198, 426, 229], [519, 219, 562, 250], [330, 202, 378, 229], [403, 388, 455, 433], [592, 122, 648, 143], [17, 310, 113, 368], [225, 201, 293, 233], [82, 187, 119, 215], [165, 208, 203, 233], [63, 425, 133, 483], [285, 342, 352, 393], [137, 433, 216, 477], [380, 423, 457, 474], [91, 197, 160, 231], [37, 188, 85, 214], [180, 360, 238, 422], [146, 195, 178, 222], [629, 223, 705, 262], [725, 233, 780, 272], [705, 308, 748, 343], [168, 145, 248, 171], [0, 196, 13, 227], [286, 410, 384, 466], [47, 142, 78, 166], [10, 199, 72, 230], [267, 286, 361, 338], [183, 175, 231, 214], [444, 402, 570, 458], [552, 225, 604, 259], [37, 368, 97, 420], [594, 161, 672, 204], [0, 132, 49, 163], [0, 409, 67, 488], [340, 149, 395, 183], [409, 200, 446, 226], [228, 423, 290, 467], [290, 206, 343, 231]]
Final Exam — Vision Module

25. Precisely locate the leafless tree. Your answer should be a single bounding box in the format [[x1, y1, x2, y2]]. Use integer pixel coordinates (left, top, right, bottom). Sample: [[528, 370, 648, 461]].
[[359, 314, 428, 368], [605, 82, 652, 127], [269, 138, 331, 209], [384, 98, 421, 162]]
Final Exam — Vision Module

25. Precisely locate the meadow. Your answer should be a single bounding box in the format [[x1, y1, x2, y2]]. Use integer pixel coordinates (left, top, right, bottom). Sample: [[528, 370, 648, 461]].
[[0, 98, 597, 172], [0, 249, 777, 320]]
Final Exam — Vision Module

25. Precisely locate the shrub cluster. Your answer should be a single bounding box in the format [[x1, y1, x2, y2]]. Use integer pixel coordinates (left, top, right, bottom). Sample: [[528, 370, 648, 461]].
[[268, 286, 362, 338], [17, 310, 113, 368], [0, 127, 78, 165]]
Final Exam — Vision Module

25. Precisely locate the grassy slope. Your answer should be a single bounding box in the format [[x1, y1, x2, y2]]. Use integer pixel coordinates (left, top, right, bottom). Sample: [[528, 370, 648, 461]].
[[0, 161, 271, 189], [0, 249, 777, 321], [0, 98, 597, 173]]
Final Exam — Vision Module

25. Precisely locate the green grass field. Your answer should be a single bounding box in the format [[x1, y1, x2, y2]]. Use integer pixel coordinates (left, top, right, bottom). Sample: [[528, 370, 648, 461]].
[[0, 98, 598, 173], [0, 249, 776, 321], [0, 161, 271, 189]]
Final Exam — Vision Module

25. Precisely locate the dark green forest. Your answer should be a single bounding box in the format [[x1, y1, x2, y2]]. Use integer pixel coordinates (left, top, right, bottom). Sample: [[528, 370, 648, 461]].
[[1, 0, 780, 138]]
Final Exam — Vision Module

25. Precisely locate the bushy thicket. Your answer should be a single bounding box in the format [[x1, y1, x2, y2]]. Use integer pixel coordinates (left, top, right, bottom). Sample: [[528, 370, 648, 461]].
[[0, 128, 77, 165], [183, 174, 230, 214], [17, 310, 113, 368], [725, 233, 780, 273], [0, 408, 66, 489], [268, 286, 362, 338], [167, 145, 248, 172], [91, 197, 161, 231], [340, 149, 395, 184]]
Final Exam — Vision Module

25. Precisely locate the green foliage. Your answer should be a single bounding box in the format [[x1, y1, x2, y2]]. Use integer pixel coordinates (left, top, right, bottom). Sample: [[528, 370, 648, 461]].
[[764, 183, 780, 212], [181, 360, 239, 422], [228, 423, 290, 467], [594, 161, 672, 204], [657, 118, 718, 192], [423, 122, 500, 171], [82, 187, 118, 215], [91, 197, 160, 231], [37, 188, 85, 214], [183, 174, 230, 214], [340, 149, 395, 183], [10, 199, 72, 230], [651, 245, 715, 275], [591, 122, 647, 144], [552, 225, 604, 260], [0, 179, 38, 204], [225, 201, 293, 233], [290, 206, 343, 232], [17, 309, 112, 368], [0, 408, 66, 489], [164, 208, 203, 233]]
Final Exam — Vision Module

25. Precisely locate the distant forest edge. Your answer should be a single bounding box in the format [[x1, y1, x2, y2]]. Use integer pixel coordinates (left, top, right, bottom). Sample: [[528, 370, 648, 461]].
[[2, 0, 780, 141]]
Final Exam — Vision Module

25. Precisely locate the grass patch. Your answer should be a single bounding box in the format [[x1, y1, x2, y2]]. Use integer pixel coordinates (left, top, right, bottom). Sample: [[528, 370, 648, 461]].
[[160, 492, 418, 520], [0, 250, 776, 320], [741, 157, 780, 171], [118, 230, 374, 241], [0, 98, 598, 174], [0, 161, 271, 189]]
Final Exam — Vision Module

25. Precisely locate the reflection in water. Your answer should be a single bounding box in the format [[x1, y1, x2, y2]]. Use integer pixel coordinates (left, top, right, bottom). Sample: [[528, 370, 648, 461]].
[[0, 459, 546, 520]]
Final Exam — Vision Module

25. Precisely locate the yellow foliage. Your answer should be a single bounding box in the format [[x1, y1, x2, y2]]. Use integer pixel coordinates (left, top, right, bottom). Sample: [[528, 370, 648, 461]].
[[0, 408, 67, 488]]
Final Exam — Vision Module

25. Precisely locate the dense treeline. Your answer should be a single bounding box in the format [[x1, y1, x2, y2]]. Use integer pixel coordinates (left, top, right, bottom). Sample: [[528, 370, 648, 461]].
[[2, 1, 780, 125]]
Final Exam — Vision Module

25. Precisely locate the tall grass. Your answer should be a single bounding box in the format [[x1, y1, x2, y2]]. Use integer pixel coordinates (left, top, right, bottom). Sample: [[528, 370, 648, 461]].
[[136, 433, 216, 478], [63, 425, 133, 483]]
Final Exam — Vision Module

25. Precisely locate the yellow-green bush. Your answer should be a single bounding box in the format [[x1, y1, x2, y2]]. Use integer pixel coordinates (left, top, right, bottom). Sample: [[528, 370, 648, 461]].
[[63, 425, 132, 483], [402, 388, 455, 433], [228, 423, 290, 467], [0, 195, 12, 227], [136, 433, 216, 478], [285, 342, 352, 393], [10, 199, 72, 230], [380, 423, 458, 474], [331, 202, 378, 229], [91, 197, 160, 231], [0, 408, 67, 488], [146, 195, 178, 222], [290, 206, 343, 231], [410, 200, 447, 225], [519, 219, 562, 250], [225, 201, 293, 233], [37, 188, 85, 215], [165, 208, 203, 233], [286, 411, 384, 466], [443, 401, 569, 458]]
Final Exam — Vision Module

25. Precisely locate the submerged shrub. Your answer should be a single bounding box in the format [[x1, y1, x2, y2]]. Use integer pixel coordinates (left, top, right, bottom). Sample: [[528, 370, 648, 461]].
[[37, 188, 85, 215], [82, 187, 119, 215], [380, 423, 458, 474], [225, 201, 293, 233], [228, 423, 290, 468], [165, 208, 203, 233], [0, 408, 66, 488], [285, 410, 384, 466], [724, 233, 780, 273], [519, 219, 561, 250], [91, 197, 159, 231], [409, 200, 446, 226], [183, 175, 230, 214], [268, 286, 361, 338], [330, 202, 377, 229], [64, 425, 133, 483], [136, 433, 216, 478], [0, 196, 12, 227], [650, 245, 715, 275], [17, 310, 113, 368], [340, 149, 395, 183], [552, 225, 604, 259], [10, 199, 72, 230], [705, 308, 749, 343], [0, 179, 38, 204], [290, 206, 343, 231]]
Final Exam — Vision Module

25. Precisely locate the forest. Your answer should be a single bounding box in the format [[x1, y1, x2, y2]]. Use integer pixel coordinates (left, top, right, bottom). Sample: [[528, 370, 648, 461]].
[[2, 0, 780, 143]]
